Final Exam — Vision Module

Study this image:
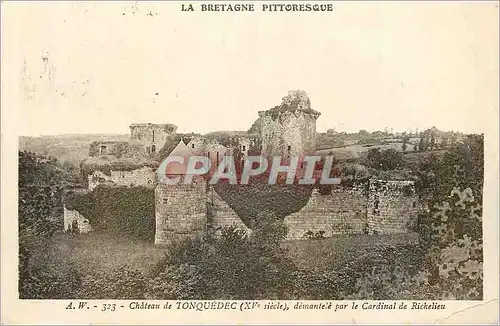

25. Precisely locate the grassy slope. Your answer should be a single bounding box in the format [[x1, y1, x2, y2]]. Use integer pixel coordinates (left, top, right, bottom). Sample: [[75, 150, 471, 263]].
[[317, 143, 417, 160], [283, 232, 420, 270], [31, 233, 167, 274]]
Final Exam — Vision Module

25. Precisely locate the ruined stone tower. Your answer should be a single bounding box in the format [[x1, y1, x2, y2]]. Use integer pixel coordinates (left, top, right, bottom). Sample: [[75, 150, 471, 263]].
[[154, 140, 207, 245], [129, 123, 177, 155], [259, 90, 321, 157]]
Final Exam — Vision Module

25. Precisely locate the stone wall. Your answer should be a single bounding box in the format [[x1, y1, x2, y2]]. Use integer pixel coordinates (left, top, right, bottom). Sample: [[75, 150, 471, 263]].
[[259, 91, 320, 157], [284, 185, 368, 240], [88, 166, 157, 191], [129, 123, 178, 153], [209, 187, 251, 234], [155, 177, 208, 245], [186, 136, 206, 153], [63, 205, 91, 233], [89, 141, 129, 157], [259, 112, 316, 157], [367, 180, 418, 234], [154, 178, 418, 244]]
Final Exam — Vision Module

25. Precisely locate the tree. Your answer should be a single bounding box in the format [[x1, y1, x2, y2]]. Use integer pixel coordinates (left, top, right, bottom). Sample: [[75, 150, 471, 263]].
[[366, 148, 403, 171], [358, 129, 369, 137], [402, 133, 410, 152], [70, 219, 80, 234], [430, 134, 436, 150], [419, 135, 428, 151]]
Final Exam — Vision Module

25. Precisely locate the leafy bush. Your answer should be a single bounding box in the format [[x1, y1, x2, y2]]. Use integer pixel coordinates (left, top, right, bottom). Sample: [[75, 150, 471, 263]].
[[365, 148, 403, 170], [303, 230, 326, 240], [149, 219, 297, 300]]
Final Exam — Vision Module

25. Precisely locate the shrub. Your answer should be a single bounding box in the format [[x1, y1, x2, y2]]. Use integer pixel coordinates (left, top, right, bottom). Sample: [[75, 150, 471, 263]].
[[213, 178, 314, 228], [366, 148, 403, 170], [303, 230, 326, 240], [149, 219, 297, 300]]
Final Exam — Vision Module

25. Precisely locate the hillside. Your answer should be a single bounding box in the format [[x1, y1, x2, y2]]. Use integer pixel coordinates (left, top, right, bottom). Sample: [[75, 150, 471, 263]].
[[19, 134, 129, 167]]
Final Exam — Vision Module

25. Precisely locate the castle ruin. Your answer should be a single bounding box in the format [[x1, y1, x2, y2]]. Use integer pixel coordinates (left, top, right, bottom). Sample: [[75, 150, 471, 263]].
[[129, 123, 178, 155], [67, 90, 419, 244], [259, 90, 321, 157]]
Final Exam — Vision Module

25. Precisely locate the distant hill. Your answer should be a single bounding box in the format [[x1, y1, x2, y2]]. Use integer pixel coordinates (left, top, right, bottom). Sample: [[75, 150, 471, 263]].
[[204, 130, 249, 138], [19, 134, 129, 168]]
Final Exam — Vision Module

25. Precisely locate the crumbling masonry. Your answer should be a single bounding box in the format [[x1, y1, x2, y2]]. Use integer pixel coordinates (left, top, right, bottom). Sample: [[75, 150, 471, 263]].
[[68, 90, 419, 244], [154, 177, 418, 245]]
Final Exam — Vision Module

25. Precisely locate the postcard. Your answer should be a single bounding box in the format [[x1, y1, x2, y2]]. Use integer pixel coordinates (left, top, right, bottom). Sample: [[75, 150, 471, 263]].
[[1, 1, 498, 324]]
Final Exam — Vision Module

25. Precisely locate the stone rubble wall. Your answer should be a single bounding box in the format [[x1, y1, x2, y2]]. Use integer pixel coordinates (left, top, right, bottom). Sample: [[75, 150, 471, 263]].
[[155, 177, 208, 245], [209, 187, 251, 234], [284, 186, 368, 240], [367, 180, 419, 234], [260, 111, 319, 157], [63, 205, 91, 233], [88, 167, 157, 191], [155, 178, 418, 244]]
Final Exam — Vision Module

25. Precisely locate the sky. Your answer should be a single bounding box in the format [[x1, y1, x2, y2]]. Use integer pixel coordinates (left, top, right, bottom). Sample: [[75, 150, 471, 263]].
[[2, 1, 498, 136]]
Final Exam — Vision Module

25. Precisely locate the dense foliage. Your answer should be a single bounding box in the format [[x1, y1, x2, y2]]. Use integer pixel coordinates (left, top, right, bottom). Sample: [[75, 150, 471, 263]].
[[365, 148, 404, 170], [65, 186, 156, 242], [18, 151, 83, 298]]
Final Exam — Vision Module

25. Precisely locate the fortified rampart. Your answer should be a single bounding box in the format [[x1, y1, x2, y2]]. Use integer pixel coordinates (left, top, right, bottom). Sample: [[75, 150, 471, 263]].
[[154, 178, 418, 244], [75, 91, 419, 242], [89, 141, 129, 157], [283, 185, 368, 239]]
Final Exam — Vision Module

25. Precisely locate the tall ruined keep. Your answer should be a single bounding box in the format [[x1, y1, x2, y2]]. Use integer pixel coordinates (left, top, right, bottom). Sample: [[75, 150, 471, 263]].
[[259, 90, 321, 157], [129, 123, 178, 155]]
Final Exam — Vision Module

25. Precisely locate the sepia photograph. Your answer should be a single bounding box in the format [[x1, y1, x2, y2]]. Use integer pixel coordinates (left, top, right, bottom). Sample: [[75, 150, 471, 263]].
[[2, 1, 498, 324]]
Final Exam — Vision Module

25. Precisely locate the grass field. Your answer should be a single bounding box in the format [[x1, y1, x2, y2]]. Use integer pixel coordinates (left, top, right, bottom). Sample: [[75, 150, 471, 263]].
[[316, 143, 417, 160], [282, 232, 420, 269], [31, 231, 420, 276], [31, 233, 167, 274]]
